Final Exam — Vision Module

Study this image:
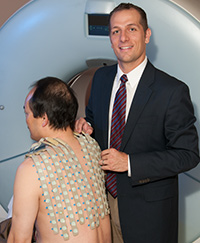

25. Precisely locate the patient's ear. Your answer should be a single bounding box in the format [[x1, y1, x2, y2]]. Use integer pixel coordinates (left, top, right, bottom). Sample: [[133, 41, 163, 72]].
[[42, 113, 49, 127]]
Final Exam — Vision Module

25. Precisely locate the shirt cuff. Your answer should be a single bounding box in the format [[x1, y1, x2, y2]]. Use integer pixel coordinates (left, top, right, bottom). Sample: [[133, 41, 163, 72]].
[[128, 155, 131, 177]]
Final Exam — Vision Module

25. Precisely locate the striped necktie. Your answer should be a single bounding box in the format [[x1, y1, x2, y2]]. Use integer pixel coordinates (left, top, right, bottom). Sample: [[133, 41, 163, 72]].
[[106, 74, 128, 198]]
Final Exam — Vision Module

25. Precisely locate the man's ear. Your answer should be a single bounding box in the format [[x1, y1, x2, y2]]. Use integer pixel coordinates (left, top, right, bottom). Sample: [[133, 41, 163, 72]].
[[145, 28, 151, 44], [42, 113, 49, 127]]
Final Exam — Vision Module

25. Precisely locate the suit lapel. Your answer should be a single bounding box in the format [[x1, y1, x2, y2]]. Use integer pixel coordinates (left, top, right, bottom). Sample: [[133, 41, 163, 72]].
[[120, 61, 155, 150], [102, 65, 117, 149]]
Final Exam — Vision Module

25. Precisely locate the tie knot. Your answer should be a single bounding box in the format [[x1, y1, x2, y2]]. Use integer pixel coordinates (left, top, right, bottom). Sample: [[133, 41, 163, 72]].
[[120, 74, 128, 84]]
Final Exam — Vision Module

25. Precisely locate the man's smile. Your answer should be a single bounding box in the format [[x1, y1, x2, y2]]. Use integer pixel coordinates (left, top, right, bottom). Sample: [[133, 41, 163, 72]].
[[119, 46, 133, 50]]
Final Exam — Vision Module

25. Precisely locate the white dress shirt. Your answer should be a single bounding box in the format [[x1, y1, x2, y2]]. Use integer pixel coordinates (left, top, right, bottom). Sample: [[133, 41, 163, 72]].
[[108, 56, 148, 176]]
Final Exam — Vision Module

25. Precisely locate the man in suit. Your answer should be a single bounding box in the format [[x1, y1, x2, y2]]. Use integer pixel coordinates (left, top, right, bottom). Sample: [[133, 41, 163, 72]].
[[75, 3, 199, 243]]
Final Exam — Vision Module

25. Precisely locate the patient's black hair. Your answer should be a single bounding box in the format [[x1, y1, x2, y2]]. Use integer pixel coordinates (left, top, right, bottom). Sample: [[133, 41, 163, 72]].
[[29, 77, 78, 131]]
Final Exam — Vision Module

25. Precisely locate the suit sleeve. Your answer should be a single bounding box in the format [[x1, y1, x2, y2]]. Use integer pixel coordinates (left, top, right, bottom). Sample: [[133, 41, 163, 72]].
[[85, 77, 95, 130], [130, 83, 199, 185]]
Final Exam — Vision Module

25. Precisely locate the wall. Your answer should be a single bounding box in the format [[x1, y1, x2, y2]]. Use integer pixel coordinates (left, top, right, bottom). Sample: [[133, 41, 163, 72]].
[[0, 0, 199, 29], [0, 0, 31, 28]]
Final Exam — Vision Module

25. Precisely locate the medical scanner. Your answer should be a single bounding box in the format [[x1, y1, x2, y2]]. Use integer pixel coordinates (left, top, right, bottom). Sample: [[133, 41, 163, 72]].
[[0, 0, 200, 242]]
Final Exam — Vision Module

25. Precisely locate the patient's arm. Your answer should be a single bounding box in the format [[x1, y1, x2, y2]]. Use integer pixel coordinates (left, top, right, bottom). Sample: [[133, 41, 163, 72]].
[[8, 158, 39, 243]]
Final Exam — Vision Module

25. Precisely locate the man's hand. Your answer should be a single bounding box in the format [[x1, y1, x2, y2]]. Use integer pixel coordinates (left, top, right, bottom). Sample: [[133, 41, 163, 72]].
[[74, 117, 93, 135], [99, 148, 128, 172]]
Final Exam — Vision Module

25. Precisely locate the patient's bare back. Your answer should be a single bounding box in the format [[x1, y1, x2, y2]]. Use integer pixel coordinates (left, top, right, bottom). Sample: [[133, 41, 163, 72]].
[[29, 134, 111, 243]]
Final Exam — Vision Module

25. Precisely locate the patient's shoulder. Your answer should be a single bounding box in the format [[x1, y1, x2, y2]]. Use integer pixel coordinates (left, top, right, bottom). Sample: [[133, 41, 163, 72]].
[[15, 156, 39, 192]]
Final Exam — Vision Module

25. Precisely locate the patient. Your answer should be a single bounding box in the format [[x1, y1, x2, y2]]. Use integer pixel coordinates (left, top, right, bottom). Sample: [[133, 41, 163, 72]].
[[8, 77, 111, 243]]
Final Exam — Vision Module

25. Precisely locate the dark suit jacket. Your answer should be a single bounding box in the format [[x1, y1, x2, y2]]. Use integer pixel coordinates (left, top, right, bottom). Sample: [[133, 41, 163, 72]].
[[86, 60, 199, 243]]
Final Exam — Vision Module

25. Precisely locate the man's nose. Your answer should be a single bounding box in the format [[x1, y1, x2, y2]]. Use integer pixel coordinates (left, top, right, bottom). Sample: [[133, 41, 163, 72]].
[[120, 30, 129, 42]]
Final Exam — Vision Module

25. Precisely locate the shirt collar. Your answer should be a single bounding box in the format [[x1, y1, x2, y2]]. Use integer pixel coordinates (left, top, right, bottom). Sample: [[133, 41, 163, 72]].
[[117, 56, 148, 88]]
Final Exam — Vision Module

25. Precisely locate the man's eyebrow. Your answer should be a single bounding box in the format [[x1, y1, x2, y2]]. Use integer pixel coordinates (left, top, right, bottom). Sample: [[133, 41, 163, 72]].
[[111, 23, 138, 29], [127, 23, 139, 27]]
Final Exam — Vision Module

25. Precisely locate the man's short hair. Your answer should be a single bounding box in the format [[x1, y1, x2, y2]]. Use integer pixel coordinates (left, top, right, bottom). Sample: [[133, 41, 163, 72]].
[[29, 77, 78, 131], [109, 3, 148, 33]]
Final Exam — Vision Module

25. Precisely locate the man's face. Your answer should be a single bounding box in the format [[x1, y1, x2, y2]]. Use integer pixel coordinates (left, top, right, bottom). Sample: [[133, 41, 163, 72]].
[[24, 89, 42, 141], [109, 8, 151, 71]]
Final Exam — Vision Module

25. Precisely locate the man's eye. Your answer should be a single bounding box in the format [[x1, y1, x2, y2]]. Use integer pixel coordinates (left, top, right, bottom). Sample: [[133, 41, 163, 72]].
[[112, 30, 119, 35], [130, 28, 136, 32]]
